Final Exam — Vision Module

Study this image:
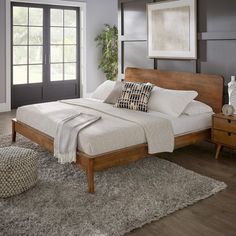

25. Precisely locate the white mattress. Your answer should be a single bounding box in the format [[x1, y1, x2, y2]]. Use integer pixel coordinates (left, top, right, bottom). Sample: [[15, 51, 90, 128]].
[[16, 99, 212, 156]]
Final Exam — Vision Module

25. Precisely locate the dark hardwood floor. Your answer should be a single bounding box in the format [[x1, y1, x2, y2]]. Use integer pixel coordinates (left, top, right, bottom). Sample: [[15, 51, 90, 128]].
[[0, 111, 235, 236], [128, 144, 236, 236], [0, 110, 16, 135]]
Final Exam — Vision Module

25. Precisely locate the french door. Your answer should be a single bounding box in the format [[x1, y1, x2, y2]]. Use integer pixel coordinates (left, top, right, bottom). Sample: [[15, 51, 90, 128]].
[[11, 2, 80, 108]]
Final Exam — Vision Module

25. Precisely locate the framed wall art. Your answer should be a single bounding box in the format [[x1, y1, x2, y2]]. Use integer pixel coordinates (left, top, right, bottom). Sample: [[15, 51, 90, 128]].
[[147, 0, 197, 59]]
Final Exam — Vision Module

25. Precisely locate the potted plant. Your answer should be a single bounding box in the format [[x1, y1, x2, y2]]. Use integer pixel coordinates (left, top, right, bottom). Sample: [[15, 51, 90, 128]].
[[95, 24, 118, 80]]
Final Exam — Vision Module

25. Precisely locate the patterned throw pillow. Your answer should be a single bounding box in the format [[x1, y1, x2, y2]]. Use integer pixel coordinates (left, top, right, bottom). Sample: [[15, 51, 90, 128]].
[[115, 82, 154, 112]]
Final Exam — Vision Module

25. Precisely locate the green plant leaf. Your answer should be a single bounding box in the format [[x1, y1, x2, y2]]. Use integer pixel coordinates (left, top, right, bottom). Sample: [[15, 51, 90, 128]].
[[95, 24, 118, 80]]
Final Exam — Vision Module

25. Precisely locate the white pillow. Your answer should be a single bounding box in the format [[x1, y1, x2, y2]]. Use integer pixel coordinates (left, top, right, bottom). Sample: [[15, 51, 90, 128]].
[[148, 86, 198, 117], [183, 100, 213, 115], [91, 80, 116, 100]]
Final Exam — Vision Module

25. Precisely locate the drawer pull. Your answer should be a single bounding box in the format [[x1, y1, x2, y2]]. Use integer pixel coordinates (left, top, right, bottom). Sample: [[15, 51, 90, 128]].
[[228, 132, 232, 136], [228, 119, 232, 124]]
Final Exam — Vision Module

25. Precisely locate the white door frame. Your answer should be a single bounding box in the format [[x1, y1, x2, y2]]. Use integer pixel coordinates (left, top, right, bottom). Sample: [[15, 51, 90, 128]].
[[4, 0, 86, 112]]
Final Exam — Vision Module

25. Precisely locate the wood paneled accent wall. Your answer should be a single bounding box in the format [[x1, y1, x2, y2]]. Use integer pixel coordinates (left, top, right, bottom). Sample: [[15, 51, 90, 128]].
[[118, 0, 236, 102]]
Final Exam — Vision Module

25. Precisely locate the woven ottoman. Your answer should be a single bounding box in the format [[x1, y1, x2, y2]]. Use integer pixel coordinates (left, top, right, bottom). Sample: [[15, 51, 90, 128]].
[[0, 146, 38, 198]]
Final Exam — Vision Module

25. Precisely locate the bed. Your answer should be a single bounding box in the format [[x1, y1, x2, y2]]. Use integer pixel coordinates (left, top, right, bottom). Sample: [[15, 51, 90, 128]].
[[12, 67, 224, 193]]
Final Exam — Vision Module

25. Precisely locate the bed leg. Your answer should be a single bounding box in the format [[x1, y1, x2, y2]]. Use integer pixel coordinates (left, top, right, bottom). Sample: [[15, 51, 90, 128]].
[[86, 159, 95, 193], [12, 119, 16, 143]]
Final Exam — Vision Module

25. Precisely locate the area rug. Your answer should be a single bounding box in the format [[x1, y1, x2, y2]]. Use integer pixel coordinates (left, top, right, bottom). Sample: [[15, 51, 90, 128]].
[[0, 135, 226, 236]]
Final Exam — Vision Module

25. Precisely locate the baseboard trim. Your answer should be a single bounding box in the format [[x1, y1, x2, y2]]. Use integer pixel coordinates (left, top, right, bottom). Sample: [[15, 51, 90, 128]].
[[0, 102, 11, 113]]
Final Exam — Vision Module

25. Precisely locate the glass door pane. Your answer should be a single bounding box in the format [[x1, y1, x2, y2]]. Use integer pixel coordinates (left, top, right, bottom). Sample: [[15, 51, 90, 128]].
[[12, 6, 43, 85], [50, 8, 77, 82], [11, 3, 80, 109]]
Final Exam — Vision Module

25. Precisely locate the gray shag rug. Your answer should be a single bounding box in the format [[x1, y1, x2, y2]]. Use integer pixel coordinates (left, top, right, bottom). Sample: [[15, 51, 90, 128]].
[[0, 135, 226, 236]]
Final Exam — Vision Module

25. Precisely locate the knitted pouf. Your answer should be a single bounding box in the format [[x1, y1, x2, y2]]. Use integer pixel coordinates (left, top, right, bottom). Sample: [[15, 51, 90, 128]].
[[0, 146, 38, 198]]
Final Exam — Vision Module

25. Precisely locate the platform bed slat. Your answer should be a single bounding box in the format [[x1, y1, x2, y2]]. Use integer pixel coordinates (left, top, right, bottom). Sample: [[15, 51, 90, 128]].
[[12, 67, 224, 193]]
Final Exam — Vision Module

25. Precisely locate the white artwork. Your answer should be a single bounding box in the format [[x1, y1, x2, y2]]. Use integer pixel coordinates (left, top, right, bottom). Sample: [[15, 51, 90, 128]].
[[147, 0, 197, 59]]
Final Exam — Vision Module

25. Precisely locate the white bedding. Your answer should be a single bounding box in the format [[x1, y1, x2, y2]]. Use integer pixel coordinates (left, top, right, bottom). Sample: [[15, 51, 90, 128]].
[[16, 98, 213, 156]]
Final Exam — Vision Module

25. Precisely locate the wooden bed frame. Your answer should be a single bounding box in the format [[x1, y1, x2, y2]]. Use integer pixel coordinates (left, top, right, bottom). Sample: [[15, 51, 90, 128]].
[[12, 67, 224, 193]]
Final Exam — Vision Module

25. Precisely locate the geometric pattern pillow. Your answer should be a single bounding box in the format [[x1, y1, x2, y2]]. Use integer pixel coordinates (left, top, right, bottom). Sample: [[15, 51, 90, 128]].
[[115, 82, 154, 112]]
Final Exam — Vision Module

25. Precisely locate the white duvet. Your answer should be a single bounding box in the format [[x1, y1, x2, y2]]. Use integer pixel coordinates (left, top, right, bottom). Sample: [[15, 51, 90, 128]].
[[16, 98, 175, 156], [61, 98, 175, 154]]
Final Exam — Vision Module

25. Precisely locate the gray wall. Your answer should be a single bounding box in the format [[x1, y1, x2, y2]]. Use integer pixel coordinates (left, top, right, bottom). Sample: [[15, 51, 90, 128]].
[[0, 0, 6, 103], [0, 0, 118, 105], [86, 0, 118, 93], [118, 0, 236, 102]]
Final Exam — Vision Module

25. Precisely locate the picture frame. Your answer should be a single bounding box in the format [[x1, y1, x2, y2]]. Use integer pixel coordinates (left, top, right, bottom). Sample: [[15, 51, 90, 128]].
[[147, 0, 197, 59]]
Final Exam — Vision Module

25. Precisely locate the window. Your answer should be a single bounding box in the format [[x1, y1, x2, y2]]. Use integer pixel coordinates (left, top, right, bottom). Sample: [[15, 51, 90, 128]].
[[12, 3, 79, 85], [50, 9, 77, 81], [12, 6, 43, 84]]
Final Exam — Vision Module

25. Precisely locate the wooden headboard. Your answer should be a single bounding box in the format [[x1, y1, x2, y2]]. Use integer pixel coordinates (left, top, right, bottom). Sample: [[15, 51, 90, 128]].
[[125, 67, 224, 113]]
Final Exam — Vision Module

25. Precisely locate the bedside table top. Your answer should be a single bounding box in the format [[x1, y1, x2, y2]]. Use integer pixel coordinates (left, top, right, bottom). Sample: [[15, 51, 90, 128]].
[[213, 113, 236, 121]]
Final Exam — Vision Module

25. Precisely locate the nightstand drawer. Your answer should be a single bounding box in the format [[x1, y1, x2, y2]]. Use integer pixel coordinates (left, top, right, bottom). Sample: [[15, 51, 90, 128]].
[[213, 129, 236, 147], [213, 117, 236, 133]]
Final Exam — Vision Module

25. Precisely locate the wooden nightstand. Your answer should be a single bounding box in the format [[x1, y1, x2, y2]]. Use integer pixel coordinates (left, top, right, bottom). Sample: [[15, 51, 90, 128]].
[[212, 113, 236, 159]]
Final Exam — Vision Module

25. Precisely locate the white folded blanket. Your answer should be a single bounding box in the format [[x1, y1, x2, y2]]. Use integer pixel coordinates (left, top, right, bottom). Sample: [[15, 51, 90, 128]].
[[61, 98, 175, 155], [54, 113, 100, 164]]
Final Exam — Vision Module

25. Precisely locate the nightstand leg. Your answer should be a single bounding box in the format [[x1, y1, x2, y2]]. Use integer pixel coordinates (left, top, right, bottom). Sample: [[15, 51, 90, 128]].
[[215, 144, 222, 160]]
